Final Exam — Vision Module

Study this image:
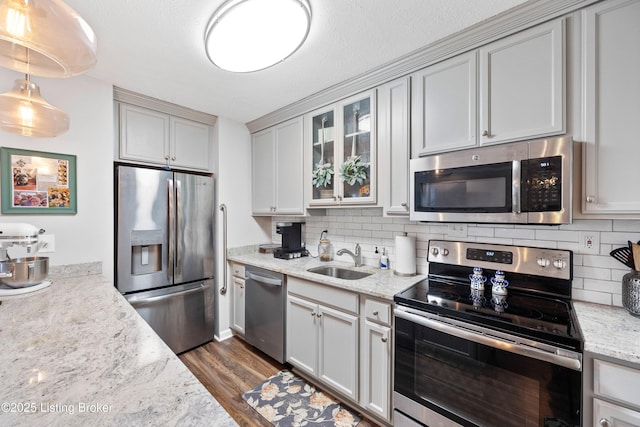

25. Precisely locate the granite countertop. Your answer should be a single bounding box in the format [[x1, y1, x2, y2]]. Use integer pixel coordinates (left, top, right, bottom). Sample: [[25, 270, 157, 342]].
[[574, 301, 640, 365], [227, 250, 425, 300], [0, 274, 236, 427]]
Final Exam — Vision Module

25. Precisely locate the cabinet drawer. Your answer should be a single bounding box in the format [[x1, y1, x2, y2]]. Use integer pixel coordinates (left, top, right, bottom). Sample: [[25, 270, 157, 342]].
[[288, 276, 359, 314], [594, 359, 640, 407], [594, 398, 640, 425], [364, 298, 391, 326], [231, 263, 245, 278]]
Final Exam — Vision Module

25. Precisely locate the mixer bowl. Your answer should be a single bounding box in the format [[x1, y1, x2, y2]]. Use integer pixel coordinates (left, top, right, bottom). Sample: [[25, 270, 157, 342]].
[[0, 257, 49, 288]]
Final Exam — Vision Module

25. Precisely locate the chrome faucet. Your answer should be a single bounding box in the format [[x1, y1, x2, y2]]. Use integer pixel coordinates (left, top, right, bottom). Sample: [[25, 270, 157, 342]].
[[337, 243, 363, 267]]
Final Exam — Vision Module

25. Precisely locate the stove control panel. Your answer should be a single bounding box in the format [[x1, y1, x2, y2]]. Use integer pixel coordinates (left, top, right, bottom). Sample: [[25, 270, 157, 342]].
[[466, 248, 513, 264], [428, 240, 572, 280]]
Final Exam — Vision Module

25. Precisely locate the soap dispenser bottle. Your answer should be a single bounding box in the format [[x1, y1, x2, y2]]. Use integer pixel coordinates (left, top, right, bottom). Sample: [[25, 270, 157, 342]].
[[380, 247, 389, 270]]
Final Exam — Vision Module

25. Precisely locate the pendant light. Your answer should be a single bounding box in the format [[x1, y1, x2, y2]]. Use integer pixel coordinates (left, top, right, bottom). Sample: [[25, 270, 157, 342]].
[[0, 0, 97, 78], [0, 74, 69, 137], [0, 0, 96, 137], [204, 0, 311, 73]]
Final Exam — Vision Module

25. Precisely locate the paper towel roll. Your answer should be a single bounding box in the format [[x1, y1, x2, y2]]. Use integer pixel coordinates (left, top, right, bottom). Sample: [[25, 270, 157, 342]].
[[394, 234, 416, 276]]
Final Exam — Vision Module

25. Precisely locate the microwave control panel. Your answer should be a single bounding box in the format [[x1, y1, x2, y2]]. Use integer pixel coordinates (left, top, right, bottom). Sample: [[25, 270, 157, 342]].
[[521, 155, 562, 212]]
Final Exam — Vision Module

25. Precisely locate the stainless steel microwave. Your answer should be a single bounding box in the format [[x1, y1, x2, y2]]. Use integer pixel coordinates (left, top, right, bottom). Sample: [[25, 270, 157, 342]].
[[409, 136, 573, 224]]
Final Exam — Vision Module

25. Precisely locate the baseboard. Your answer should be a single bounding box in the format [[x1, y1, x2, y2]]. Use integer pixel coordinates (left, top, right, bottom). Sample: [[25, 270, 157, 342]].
[[215, 328, 234, 342]]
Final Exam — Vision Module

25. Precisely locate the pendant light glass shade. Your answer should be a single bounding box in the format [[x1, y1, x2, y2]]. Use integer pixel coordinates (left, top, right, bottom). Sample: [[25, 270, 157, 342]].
[[205, 0, 311, 73], [0, 0, 97, 78], [0, 78, 69, 137]]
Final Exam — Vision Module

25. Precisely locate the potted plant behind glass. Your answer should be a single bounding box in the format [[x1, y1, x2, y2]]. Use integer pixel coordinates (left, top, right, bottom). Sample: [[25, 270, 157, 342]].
[[312, 161, 334, 198], [339, 155, 369, 197]]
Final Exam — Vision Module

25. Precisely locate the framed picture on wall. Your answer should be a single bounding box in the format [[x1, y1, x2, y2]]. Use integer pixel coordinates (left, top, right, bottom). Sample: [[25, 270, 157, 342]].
[[1, 147, 77, 214]]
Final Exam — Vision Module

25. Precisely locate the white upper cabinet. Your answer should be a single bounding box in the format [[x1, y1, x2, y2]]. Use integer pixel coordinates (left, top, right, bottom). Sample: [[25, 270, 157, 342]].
[[412, 51, 477, 156], [378, 77, 411, 216], [169, 117, 213, 171], [479, 19, 565, 145], [412, 19, 565, 157], [306, 90, 377, 206], [581, 0, 640, 215], [252, 117, 304, 215], [118, 103, 213, 172]]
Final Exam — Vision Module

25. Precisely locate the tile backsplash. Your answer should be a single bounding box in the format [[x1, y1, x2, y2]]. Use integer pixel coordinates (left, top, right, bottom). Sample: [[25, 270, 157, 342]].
[[271, 208, 640, 307]]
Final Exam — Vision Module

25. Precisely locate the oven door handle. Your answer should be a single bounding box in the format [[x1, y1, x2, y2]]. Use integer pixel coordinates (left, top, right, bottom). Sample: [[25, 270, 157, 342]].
[[394, 307, 582, 371]]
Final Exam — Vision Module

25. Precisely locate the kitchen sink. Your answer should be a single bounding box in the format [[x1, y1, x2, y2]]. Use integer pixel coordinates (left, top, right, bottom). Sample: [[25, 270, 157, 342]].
[[306, 266, 372, 280]]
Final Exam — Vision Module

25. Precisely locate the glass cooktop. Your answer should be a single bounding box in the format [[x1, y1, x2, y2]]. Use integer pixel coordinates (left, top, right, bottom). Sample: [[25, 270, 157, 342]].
[[395, 273, 583, 351]]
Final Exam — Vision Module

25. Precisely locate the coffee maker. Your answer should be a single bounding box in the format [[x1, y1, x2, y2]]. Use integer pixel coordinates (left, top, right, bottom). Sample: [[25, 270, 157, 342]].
[[274, 222, 307, 260]]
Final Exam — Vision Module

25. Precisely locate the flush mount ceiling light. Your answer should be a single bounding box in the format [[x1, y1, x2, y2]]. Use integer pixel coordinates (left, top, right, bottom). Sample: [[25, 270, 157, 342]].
[[0, 75, 69, 137], [0, 0, 97, 78], [204, 0, 311, 73]]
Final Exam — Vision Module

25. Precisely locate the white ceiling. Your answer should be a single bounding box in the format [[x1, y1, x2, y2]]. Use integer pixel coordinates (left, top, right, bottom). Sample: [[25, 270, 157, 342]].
[[65, 0, 528, 124]]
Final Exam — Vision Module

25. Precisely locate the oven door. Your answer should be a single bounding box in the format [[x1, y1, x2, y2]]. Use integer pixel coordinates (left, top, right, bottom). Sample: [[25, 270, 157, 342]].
[[394, 307, 582, 427]]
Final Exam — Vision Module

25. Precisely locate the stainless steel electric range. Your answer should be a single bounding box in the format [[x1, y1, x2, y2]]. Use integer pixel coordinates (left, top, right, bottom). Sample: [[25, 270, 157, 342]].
[[394, 240, 583, 427]]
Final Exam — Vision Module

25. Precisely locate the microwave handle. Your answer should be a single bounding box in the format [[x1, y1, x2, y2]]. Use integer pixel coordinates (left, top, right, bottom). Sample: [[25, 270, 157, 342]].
[[512, 160, 521, 214]]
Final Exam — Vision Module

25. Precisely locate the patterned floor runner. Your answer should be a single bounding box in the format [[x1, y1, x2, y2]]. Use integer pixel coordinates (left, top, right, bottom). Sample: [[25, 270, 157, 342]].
[[242, 370, 362, 427]]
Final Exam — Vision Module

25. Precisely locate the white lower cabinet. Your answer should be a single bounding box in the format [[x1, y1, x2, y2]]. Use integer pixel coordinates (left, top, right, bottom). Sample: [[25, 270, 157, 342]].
[[287, 294, 319, 375], [230, 263, 245, 335], [362, 320, 391, 419], [286, 277, 359, 401], [584, 354, 640, 426], [360, 297, 392, 422], [287, 277, 393, 424], [318, 304, 359, 399], [594, 399, 640, 426]]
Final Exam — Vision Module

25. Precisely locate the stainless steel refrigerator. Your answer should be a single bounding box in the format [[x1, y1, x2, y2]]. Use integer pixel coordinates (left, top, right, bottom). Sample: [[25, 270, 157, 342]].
[[115, 165, 215, 354]]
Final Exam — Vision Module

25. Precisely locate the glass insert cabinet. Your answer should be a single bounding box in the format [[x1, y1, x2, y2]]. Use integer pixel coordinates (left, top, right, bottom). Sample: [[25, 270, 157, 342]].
[[308, 90, 377, 206]]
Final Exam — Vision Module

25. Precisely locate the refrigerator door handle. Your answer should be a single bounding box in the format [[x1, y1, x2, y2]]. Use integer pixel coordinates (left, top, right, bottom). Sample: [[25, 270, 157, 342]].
[[176, 179, 182, 276], [167, 178, 175, 281]]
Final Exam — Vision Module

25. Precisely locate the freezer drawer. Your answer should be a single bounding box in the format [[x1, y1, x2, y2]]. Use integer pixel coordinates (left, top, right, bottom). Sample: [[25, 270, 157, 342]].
[[126, 280, 214, 354]]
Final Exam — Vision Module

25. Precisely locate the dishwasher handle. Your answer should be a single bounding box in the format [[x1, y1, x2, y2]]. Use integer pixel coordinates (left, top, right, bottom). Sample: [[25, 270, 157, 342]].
[[246, 272, 282, 286]]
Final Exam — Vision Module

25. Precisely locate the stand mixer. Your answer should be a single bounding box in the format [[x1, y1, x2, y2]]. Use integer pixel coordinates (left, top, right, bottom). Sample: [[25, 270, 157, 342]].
[[0, 223, 51, 296]]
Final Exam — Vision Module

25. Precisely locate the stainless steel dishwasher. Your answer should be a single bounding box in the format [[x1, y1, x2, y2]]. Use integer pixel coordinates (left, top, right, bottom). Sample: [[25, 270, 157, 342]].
[[245, 265, 285, 363]]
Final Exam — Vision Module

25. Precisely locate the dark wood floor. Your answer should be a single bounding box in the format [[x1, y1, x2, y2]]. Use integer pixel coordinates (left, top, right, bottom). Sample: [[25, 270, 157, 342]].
[[179, 336, 380, 427]]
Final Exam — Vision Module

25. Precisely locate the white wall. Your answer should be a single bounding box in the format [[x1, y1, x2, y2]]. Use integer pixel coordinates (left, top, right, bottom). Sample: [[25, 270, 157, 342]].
[[0, 69, 114, 281], [215, 117, 270, 339]]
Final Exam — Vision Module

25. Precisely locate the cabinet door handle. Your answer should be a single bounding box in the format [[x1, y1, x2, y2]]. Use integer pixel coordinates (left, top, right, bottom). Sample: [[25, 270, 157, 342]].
[[164, 154, 170, 160], [381, 336, 388, 343], [316, 312, 322, 318], [171, 156, 176, 161], [586, 196, 596, 203], [372, 310, 379, 316], [599, 418, 610, 427], [310, 311, 316, 316], [482, 130, 490, 137]]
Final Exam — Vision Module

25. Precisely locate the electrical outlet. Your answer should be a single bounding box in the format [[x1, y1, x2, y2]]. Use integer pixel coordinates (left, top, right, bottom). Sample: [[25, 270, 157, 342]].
[[579, 231, 599, 255], [447, 224, 468, 238], [39, 234, 55, 253]]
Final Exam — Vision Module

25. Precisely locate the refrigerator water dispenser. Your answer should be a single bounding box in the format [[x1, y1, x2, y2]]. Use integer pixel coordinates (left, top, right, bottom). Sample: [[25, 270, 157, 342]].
[[130, 230, 162, 275]]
